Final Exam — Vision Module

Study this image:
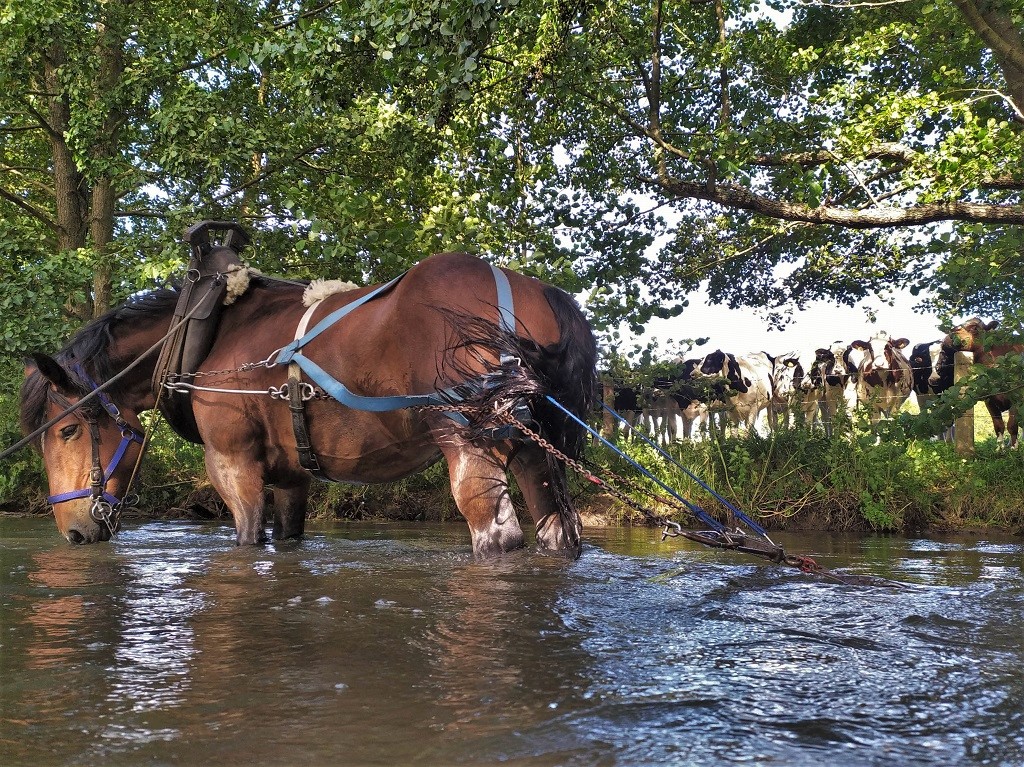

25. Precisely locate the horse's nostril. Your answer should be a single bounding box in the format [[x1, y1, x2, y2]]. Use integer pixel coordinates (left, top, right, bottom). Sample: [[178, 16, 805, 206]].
[[67, 529, 86, 544]]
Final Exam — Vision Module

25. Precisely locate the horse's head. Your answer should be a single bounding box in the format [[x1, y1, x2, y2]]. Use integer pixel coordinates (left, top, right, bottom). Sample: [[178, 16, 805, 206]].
[[22, 354, 145, 544]]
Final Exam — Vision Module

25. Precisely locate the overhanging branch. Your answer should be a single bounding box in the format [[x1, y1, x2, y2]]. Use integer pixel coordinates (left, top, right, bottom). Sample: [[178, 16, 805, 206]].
[[0, 187, 58, 231], [650, 175, 1024, 227]]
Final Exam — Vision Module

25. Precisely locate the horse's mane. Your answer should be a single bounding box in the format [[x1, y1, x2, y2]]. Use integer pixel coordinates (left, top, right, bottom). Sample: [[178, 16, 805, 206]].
[[19, 276, 304, 438], [19, 287, 181, 438]]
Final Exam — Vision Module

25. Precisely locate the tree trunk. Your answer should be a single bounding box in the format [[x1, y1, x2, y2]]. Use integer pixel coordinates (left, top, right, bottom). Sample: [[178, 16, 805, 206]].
[[88, 15, 126, 317], [953, 0, 1024, 120], [45, 43, 92, 321]]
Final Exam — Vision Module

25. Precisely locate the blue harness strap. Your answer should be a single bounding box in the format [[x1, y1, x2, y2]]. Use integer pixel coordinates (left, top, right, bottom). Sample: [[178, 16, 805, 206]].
[[275, 263, 516, 415], [490, 264, 515, 334]]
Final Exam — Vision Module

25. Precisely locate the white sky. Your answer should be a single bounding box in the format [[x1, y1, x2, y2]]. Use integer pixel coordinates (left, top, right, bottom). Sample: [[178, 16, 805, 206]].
[[630, 286, 945, 357]]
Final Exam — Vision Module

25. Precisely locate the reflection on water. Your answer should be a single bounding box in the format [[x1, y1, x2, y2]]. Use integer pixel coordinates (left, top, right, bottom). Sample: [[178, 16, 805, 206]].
[[1, 518, 1023, 766]]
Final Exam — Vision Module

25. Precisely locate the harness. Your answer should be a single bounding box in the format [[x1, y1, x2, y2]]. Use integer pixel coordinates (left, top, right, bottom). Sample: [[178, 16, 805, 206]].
[[153, 221, 250, 443], [46, 366, 145, 535], [276, 263, 521, 478]]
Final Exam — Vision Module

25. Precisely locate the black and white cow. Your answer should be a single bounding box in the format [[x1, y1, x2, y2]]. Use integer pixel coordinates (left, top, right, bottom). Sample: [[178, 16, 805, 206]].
[[645, 360, 706, 442], [813, 341, 862, 435], [692, 349, 773, 432], [769, 351, 822, 430], [851, 330, 913, 424], [910, 340, 954, 401], [600, 379, 641, 439], [909, 339, 956, 440]]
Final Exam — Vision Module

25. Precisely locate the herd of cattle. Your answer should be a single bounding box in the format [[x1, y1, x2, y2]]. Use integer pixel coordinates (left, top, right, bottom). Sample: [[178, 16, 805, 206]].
[[603, 317, 1022, 448]]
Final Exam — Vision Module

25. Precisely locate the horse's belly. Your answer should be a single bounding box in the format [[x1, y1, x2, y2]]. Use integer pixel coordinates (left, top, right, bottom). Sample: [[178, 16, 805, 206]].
[[317, 445, 443, 484], [309, 417, 443, 484]]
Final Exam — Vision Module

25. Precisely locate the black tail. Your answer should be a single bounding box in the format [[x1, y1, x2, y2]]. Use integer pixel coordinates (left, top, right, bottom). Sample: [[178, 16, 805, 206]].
[[530, 286, 598, 457], [440, 286, 597, 455]]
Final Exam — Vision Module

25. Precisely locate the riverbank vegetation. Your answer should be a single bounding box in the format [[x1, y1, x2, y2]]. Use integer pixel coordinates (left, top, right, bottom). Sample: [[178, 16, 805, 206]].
[[3, 381, 1022, 536], [1, 1, 1023, 534]]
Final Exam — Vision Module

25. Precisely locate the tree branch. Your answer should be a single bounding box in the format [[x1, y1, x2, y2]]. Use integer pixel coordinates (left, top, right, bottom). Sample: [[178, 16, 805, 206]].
[[0, 187, 58, 230], [649, 175, 1024, 227], [212, 144, 325, 202]]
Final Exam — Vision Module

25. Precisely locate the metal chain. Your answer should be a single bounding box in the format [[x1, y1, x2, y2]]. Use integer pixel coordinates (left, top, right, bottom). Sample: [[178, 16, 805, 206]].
[[162, 377, 328, 401], [163, 348, 284, 381], [476, 403, 902, 585], [487, 408, 686, 538]]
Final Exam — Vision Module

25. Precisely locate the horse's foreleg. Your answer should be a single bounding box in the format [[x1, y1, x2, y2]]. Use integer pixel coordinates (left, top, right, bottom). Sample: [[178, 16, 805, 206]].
[[442, 444, 524, 557], [509, 447, 582, 558], [271, 476, 310, 540], [205, 451, 267, 545]]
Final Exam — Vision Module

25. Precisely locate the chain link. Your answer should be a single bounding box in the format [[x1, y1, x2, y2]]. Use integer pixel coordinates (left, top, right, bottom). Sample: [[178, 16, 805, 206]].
[[487, 407, 683, 538]]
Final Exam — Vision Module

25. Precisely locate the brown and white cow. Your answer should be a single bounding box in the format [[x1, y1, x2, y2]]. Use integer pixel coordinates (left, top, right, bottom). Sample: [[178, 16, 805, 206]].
[[941, 318, 1023, 449], [850, 330, 913, 424]]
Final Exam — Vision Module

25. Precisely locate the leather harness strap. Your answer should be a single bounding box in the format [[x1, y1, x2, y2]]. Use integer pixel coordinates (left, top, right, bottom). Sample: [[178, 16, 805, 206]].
[[282, 263, 517, 478], [288, 300, 331, 479]]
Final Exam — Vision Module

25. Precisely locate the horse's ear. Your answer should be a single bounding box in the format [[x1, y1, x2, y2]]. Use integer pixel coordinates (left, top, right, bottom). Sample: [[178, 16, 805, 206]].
[[28, 353, 76, 395]]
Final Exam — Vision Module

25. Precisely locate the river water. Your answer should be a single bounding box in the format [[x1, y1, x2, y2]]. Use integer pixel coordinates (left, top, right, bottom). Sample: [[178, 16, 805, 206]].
[[1, 517, 1022, 766]]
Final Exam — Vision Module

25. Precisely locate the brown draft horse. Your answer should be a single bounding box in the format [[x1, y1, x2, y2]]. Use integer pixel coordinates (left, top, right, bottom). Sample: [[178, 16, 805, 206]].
[[941, 317, 1023, 449], [21, 251, 598, 556]]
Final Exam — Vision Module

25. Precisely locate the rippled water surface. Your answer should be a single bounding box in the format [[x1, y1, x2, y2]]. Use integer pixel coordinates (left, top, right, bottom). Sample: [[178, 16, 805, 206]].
[[1, 518, 1022, 766]]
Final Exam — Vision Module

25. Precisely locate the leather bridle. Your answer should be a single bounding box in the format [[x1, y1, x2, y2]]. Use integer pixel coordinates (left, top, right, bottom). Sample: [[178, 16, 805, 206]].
[[45, 366, 145, 536]]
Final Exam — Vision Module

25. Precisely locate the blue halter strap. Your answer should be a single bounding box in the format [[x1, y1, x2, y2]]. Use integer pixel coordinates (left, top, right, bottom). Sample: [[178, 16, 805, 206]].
[[46, 366, 145, 510]]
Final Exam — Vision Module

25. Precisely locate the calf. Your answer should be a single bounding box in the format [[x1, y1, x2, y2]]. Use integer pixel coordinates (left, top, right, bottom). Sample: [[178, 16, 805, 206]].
[[851, 330, 913, 424], [941, 318, 1023, 449]]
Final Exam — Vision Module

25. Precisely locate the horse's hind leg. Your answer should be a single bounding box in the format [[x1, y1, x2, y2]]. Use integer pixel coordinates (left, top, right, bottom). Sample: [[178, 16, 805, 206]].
[[271, 476, 310, 540], [441, 443, 524, 557], [205, 450, 268, 545], [509, 446, 582, 557]]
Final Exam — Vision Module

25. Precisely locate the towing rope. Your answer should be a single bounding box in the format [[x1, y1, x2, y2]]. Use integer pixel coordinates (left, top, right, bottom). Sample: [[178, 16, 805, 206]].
[[521, 396, 905, 587]]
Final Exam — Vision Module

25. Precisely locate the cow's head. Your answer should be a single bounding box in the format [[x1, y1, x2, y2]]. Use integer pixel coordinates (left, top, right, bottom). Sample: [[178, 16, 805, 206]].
[[942, 317, 998, 355], [814, 342, 857, 388], [770, 353, 803, 400], [909, 341, 938, 395], [851, 331, 909, 386], [693, 349, 747, 394], [927, 342, 955, 394]]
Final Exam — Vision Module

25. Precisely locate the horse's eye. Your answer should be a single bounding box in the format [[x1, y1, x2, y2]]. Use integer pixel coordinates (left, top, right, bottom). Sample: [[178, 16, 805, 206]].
[[59, 424, 81, 440]]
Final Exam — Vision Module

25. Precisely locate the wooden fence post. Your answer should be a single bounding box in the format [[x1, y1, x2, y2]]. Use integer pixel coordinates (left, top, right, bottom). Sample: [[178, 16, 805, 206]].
[[954, 351, 974, 457]]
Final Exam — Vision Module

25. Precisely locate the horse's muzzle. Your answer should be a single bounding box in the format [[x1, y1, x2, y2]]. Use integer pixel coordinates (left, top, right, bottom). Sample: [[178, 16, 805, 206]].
[[65, 524, 111, 544]]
